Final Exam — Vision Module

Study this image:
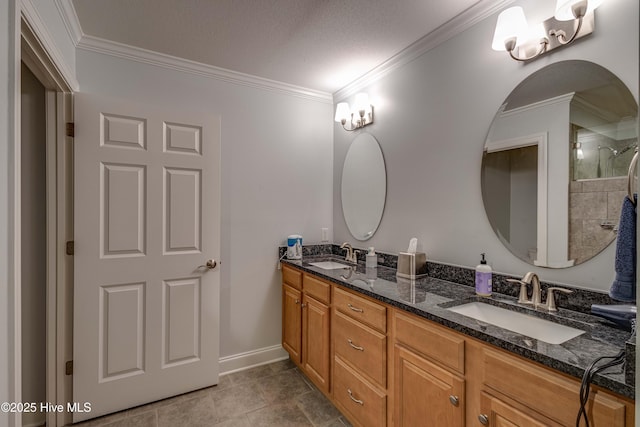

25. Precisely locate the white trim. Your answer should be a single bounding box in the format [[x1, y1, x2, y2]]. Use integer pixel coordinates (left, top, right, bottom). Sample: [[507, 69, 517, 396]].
[[19, 0, 79, 91], [55, 0, 512, 103], [486, 133, 549, 267], [76, 34, 333, 103], [45, 90, 58, 427], [55, 0, 332, 101], [499, 93, 576, 119], [333, 0, 515, 101], [11, 2, 22, 426], [20, 13, 75, 427], [219, 345, 289, 376], [56, 92, 74, 427], [54, 0, 83, 46]]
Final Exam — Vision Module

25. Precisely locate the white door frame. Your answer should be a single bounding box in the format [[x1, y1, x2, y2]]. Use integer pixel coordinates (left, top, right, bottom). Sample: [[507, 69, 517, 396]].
[[19, 6, 77, 427]]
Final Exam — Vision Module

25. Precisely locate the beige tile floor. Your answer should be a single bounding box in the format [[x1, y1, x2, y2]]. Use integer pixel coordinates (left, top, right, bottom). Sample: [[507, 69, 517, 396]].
[[70, 359, 352, 427]]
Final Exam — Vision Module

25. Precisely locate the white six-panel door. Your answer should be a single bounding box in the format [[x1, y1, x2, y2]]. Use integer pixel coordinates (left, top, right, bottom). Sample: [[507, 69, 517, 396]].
[[73, 94, 221, 422]]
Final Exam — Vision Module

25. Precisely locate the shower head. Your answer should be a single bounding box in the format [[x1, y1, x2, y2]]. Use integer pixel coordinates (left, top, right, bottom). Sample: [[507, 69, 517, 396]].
[[598, 145, 618, 156]]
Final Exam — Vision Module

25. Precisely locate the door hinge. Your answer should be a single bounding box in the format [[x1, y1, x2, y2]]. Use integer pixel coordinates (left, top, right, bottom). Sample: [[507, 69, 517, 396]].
[[65, 360, 73, 375], [66, 241, 74, 256], [66, 122, 74, 138]]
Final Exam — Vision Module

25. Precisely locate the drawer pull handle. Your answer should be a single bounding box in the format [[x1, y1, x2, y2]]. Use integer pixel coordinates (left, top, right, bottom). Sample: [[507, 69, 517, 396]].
[[347, 303, 363, 313], [347, 339, 364, 351], [347, 389, 364, 405], [449, 395, 459, 406], [478, 414, 489, 425]]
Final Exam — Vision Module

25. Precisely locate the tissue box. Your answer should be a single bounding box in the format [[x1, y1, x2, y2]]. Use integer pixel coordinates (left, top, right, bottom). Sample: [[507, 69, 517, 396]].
[[396, 252, 427, 279]]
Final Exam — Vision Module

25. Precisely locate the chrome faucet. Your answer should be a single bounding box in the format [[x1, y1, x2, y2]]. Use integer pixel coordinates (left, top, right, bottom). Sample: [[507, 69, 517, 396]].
[[522, 272, 542, 307], [507, 272, 573, 311], [340, 242, 359, 264], [507, 272, 541, 307]]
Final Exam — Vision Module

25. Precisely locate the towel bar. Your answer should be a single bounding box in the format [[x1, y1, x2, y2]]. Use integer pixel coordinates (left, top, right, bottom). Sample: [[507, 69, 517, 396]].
[[627, 147, 638, 206]]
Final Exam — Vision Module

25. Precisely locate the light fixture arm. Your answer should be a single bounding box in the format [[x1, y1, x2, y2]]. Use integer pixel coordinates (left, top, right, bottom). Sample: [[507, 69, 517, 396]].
[[505, 37, 549, 62], [339, 107, 374, 131], [549, 12, 585, 45], [494, 0, 598, 63]]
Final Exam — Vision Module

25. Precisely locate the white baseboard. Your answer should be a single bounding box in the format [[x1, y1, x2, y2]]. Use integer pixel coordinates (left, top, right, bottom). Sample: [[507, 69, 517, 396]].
[[219, 344, 289, 376]]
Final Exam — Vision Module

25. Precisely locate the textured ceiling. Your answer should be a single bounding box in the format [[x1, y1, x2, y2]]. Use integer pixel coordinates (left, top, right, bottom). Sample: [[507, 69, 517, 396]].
[[72, 0, 489, 94]]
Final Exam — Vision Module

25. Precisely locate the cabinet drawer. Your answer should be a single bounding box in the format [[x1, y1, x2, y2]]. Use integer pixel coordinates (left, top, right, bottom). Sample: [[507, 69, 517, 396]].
[[334, 310, 386, 387], [483, 348, 626, 427], [334, 287, 386, 333], [394, 311, 464, 374], [282, 264, 302, 290], [303, 274, 331, 304], [334, 356, 386, 427]]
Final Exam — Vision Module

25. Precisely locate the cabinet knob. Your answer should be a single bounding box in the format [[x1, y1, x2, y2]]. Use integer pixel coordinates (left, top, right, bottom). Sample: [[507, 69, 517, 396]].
[[295, 299, 300, 305], [301, 303, 307, 308], [449, 395, 459, 406], [478, 414, 489, 425]]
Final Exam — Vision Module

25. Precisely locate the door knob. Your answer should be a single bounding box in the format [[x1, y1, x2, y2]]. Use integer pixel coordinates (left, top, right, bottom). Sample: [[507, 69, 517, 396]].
[[198, 259, 218, 270]]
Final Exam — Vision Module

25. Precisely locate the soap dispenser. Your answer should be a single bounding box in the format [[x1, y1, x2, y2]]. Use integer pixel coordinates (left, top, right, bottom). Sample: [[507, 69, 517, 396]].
[[475, 253, 492, 296], [366, 247, 378, 268]]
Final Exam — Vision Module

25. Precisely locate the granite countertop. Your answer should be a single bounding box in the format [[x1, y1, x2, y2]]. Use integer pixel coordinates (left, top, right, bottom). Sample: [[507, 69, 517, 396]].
[[282, 255, 635, 400]]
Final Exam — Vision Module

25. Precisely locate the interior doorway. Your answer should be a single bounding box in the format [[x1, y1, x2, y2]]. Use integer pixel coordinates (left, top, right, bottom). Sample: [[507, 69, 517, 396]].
[[20, 61, 47, 427], [20, 14, 76, 427]]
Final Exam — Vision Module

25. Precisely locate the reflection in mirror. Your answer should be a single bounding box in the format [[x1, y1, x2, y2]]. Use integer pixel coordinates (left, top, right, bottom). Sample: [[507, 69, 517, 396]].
[[482, 61, 638, 268], [341, 133, 386, 241]]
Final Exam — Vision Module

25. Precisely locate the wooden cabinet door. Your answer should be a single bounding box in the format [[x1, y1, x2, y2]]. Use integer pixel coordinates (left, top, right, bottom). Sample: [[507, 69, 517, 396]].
[[394, 345, 464, 427], [282, 284, 302, 364], [303, 294, 331, 393], [480, 392, 552, 427]]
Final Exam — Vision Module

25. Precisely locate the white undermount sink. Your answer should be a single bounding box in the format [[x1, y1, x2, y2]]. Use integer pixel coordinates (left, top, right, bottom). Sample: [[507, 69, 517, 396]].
[[308, 261, 352, 270], [447, 302, 585, 345]]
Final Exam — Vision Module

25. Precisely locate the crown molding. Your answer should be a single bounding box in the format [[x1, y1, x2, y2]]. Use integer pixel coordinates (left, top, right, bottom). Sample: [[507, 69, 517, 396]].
[[55, 0, 84, 46], [56, 0, 332, 101], [333, 0, 515, 101], [20, 0, 79, 91], [76, 35, 333, 102]]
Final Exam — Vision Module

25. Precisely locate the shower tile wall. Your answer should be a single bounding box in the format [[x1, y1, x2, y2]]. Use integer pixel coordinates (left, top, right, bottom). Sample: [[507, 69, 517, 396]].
[[569, 177, 626, 264]]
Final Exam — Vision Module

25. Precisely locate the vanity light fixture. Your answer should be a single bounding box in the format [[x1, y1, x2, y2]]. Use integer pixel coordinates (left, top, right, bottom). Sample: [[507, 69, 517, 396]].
[[334, 93, 374, 131], [492, 0, 604, 62]]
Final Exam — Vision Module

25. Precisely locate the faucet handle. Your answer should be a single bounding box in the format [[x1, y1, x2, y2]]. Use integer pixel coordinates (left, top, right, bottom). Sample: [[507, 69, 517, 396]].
[[541, 287, 573, 312], [506, 279, 532, 305], [352, 250, 360, 262]]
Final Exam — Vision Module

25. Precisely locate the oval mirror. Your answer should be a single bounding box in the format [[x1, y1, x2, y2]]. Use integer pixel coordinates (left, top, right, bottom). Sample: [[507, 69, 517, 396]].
[[482, 60, 638, 268], [342, 133, 387, 240]]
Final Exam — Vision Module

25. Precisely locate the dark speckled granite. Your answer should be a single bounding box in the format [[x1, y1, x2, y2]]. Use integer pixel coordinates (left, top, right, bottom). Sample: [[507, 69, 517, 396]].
[[281, 244, 623, 315], [280, 249, 635, 400]]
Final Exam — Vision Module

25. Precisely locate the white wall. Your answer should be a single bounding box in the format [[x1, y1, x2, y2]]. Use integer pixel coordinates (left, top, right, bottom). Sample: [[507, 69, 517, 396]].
[[76, 50, 334, 362], [333, 0, 638, 291]]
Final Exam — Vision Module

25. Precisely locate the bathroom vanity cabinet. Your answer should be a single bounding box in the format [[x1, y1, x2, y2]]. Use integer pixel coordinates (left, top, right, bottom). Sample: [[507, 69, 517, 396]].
[[281, 264, 635, 427], [393, 311, 465, 426], [332, 286, 389, 426], [281, 265, 331, 393]]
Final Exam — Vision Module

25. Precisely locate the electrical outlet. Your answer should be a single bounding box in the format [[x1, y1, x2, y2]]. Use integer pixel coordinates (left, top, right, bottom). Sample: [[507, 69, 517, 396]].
[[321, 228, 329, 242]]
